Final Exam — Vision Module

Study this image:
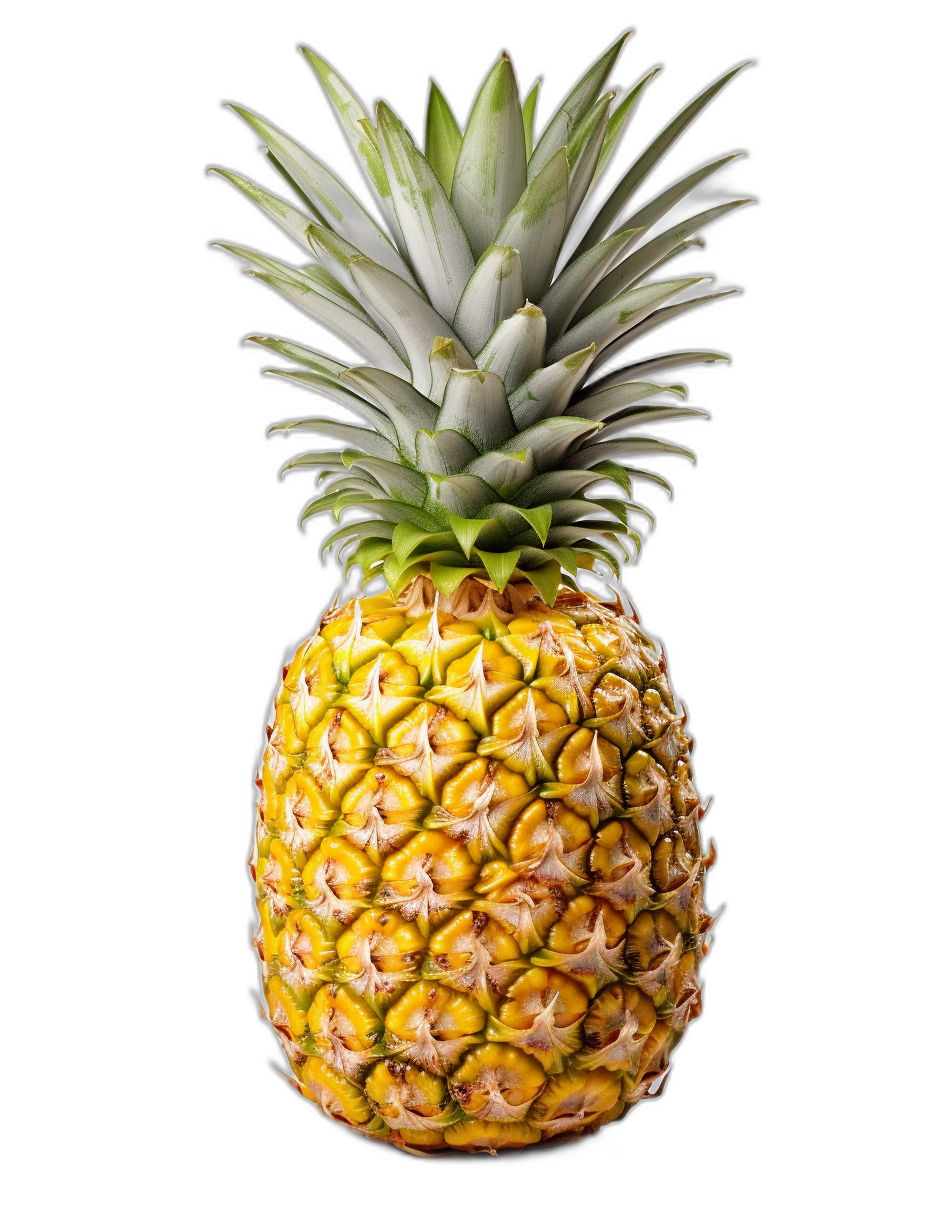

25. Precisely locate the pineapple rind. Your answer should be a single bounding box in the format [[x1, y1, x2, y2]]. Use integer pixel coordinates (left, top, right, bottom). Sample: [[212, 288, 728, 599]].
[[254, 580, 712, 1153]]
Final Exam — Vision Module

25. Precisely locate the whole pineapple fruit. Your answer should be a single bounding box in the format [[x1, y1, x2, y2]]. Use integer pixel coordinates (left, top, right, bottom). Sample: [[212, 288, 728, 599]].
[[214, 33, 750, 1154]]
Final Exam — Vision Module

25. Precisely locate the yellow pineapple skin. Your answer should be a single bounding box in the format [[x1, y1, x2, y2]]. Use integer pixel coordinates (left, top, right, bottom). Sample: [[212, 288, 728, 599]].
[[252, 578, 712, 1154]]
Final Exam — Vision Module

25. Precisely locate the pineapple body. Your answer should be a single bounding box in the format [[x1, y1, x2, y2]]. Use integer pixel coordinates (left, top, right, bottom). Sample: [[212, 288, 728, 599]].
[[253, 577, 710, 1153]]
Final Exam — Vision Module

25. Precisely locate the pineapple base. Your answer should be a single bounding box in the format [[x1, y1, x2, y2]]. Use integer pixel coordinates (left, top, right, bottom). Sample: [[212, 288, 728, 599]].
[[252, 577, 712, 1154]]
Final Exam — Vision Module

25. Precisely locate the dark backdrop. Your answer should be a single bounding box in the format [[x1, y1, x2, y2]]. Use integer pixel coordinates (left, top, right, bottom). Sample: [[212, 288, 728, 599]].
[[189, 14, 788, 1197]]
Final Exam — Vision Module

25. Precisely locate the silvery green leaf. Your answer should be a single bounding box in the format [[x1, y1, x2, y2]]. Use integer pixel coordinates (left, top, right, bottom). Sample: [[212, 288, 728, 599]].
[[337, 367, 438, 460], [477, 306, 547, 393], [245, 335, 353, 378], [453, 246, 524, 354], [565, 92, 613, 228], [589, 68, 661, 191], [228, 107, 413, 284], [585, 350, 728, 390], [375, 102, 475, 321], [465, 448, 536, 495], [348, 256, 473, 393], [214, 242, 313, 287], [529, 32, 631, 179], [588, 405, 709, 434], [493, 149, 569, 302], [624, 467, 674, 495], [427, 473, 500, 517], [569, 436, 696, 468], [549, 277, 707, 363], [268, 417, 401, 461], [322, 520, 391, 554], [300, 46, 406, 256], [262, 368, 398, 440], [577, 200, 754, 316], [349, 457, 428, 504], [576, 62, 751, 255], [452, 54, 526, 257], [522, 77, 541, 158], [415, 428, 478, 476], [587, 289, 740, 375], [510, 469, 602, 505], [428, 336, 476, 402], [249, 269, 408, 376], [425, 81, 463, 195], [435, 368, 517, 451], [538, 228, 639, 340], [209, 168, 315, 252], [569, 381, 686, 420], [499, 417, 601, 471], [619, 154, 747, 249], [508, 344, 597, 429]]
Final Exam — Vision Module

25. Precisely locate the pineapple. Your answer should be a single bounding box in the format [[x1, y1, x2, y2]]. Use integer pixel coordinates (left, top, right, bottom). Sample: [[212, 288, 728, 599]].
[[215, 33, 749, 1154]]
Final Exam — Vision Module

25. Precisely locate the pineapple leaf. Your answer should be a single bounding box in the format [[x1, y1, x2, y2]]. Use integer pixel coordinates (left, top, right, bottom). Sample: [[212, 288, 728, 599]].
[[588, 289, 740, 375], [453, 246, 524, 354], [597, 405, 709, 432], [268, 418, 401, 461], [425, 80, 463, 196], [337, 367, 438, 460], [321, 520, 390, 554], [530, 32, 632, 179], [549, 277, 708, 363], [263, 368, 398, 439], [519, 557, 562, 605], [499, 416, 602, 471], [392, 523, 457, 565], [245, 335, 352, 378], [228, 106, 413, 283], [589, 68, 662, 191], [565, 92, 614, 228], [209, 167, 316, 252], [476, 306, 547, 393], [539, 228, 640, 341], [578, 200, 754, 316], [522, 77, 541, 159], [416, 428, 479, 475], [508, 345, 598, 429], [447, 514, 487, 559], [427, 473, 500, 517], [452, 54, 527, 258], [430, 562, 481, 596], [493, 148, 569, 302], [427, 335, 475, 402], [465, 449, 536, 495], [590, 460, 632, 495], [570, 436, 696, 468], [375, 102, 476, 321], [348, 457, 428, 503], [576, 62, 752, 255], [248, 269, 408, 375], [475, 548, 522, 593], [570, 380, 686, 420], [348, 257, 474, 392], [510, 469, 602, 505], [595, 350, 729, 386], [435, 368, 517, 451], [514, 504, 553, 545], [624, 466, 674, 496]]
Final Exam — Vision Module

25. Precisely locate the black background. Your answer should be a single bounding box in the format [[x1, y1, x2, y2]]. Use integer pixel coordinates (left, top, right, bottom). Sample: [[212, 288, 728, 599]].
[[186, 14, 788, 1197]]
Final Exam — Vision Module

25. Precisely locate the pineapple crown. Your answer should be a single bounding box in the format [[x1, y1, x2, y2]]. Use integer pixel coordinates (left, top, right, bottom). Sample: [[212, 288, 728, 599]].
[[211, 35, 751, 605]]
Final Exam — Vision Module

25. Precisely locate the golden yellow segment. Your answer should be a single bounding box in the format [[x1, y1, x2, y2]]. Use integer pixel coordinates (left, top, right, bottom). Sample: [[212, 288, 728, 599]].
[[430, 756, 532, 862], [443, 1119, 541, 1150], [509, 800, 589, 859], [279, 908, 335, 975], [365, 1061, 448, 1125], [621, 748, 673, 845], [588, 819, 653, 915], [529, 1066, 621, 1137], [307, 984, 380, 1052], [428, 908, 523, 1009], [450, 1043, 547, 1119], [335, 906, 426, 970], [579, 984, 657, 1072], [376, 701, 477, 801], [590, 671, 646, 755], [623, 1019, 676, 1102], [300, 1057, 373, 1124], [303, 709, 375, 806], [386, 981, 486, 1041], [473, 859, 518, 895], [547, 896, 626, 954], [321, 596, 408, 683], [477, 686, 575, 784], [282, 641, 342, 738], [267, 975, 308, 1037], [496, 968, 588, 1029], [341, 651, 423, 744], [426, 639, 523, 735], [392, 613, 483, 687], [337, 767, 428, 860], [377, 832, 478, 926], [301, 836, 378, 924], [280, 770, 339, 841], [547, 726, 622, 823]]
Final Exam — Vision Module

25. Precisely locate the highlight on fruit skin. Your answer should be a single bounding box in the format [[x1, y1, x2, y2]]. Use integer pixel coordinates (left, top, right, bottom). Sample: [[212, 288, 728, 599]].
[[217, 31, 749, 1153]]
